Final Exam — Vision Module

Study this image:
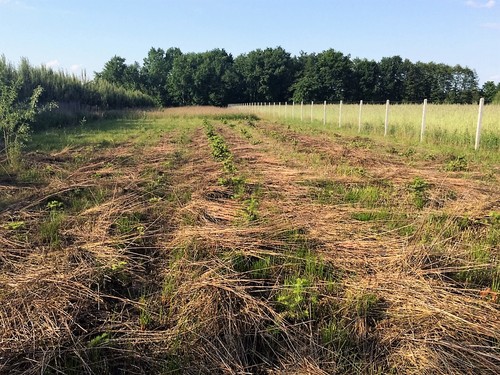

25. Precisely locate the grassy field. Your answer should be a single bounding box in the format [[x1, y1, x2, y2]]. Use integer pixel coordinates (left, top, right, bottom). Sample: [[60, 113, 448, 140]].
[[0, 107, 499, 374], [242, 102, 500, 151]]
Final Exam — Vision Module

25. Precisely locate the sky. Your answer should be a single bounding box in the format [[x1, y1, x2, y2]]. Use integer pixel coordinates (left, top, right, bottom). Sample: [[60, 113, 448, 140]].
[[0, 0, 499, 84]]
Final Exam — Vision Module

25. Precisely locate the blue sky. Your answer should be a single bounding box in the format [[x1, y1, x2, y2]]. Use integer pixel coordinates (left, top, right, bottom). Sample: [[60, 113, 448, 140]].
[[0, 0, 499, 84]]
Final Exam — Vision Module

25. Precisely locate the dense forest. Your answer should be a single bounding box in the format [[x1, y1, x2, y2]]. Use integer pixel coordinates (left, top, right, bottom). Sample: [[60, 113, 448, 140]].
[[95, 47, 500, 106], [2, 47, 500, 112]]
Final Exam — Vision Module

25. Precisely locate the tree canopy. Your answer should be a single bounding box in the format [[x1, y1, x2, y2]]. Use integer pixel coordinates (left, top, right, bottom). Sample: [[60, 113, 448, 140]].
[[94, 46, 492, 106], [2, 46, 498, 118]]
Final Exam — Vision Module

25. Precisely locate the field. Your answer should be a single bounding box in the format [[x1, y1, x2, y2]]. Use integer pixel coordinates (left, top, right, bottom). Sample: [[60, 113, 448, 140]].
[[240, 102, 500, 151], [1, 107, 499, 374]]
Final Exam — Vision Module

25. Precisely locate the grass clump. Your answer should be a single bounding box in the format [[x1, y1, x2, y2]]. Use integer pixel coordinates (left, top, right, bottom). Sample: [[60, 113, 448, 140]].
[[409, 177, 430, 209], [39, 200, 65, 249], [304, 179, 388, 208]]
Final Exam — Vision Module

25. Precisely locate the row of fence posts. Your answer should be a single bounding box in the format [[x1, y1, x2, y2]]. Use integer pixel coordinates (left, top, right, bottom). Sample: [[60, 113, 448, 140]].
[[241, 99, 486, 150]]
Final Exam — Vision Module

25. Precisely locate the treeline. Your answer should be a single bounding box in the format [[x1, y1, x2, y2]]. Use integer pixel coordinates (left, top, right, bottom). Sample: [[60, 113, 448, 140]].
[[3, 48, 500, 115], [97, 47, 500, 106], [0, 55, 157, 109]]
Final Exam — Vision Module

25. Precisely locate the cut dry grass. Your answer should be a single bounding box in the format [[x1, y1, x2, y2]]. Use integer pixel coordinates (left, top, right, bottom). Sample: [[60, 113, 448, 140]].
[[0, 110, 498, 374]]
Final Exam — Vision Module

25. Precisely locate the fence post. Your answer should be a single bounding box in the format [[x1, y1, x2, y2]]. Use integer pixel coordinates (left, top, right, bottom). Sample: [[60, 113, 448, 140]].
[[323, 100, 327, 125], [301, 101, 304, 122], [311, 101, 314, 122], [384, 99, 390, 136], [358, 100, 363, 133], [420, 99, 428, 142], [278, 102, 281, 118], [285, 102, 288, 119], [292, 101, 295, 119], [338, 100, 343, 128], [475, 97, 485, 150]]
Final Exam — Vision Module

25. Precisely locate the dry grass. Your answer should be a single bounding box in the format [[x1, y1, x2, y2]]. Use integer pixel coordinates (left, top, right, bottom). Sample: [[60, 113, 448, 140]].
[[0, 110, 498, 374]]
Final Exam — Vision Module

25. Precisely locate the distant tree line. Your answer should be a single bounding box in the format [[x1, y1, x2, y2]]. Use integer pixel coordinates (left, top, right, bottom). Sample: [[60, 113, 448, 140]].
[[2, 48, 500, 116], [97, 47, 500, 106]]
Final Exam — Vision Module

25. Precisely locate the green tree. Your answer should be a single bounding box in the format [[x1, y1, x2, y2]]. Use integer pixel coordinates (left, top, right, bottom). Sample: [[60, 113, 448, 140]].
[[494, 90, 500, 104], [446, 65, 479, 104], [95, 56, 127, 85], [377, 56, 405, 102], [167, 49, 237, 106], [95, 55, 143, 91], [482, 81, 499, 103], [142, 47, 182, 106], [352, 58, 379, 101], [291, 49, 353, 102], [0, 78, 43, 165], [234, 47, 295, 102]]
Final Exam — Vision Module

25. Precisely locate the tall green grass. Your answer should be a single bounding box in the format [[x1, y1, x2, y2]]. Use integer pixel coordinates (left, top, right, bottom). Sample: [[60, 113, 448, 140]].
[[242, 102, 500, 150]]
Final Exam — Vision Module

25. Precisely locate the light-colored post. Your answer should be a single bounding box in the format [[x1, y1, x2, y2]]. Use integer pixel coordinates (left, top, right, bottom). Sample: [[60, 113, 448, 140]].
[[273, 102, 276, 118], [285, 102, 288, 119], [384, 99, 390, 136], [338, 100, 343, 128], [278, 102, 281, 118], [358, 100, 363, 133], [475, 97, 485, 150], [301, 101, 304, 122], [323, 100, 327, 125], [311, 101, 314, 123], [292, 101, 295, 119], [420, 99, 427, 142]]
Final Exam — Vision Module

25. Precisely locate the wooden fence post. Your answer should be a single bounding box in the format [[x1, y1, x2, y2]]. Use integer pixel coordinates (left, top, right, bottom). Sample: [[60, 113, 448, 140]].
[[384, 100, 390, 136], [358, 100, 363, 133], [475, 97, 485, 150], [323, 100, 327, 125], [311, 101, 314, 123], [420, 99, 427, 142], [301, 101, 304, 122], [338, 100, 343, 128]]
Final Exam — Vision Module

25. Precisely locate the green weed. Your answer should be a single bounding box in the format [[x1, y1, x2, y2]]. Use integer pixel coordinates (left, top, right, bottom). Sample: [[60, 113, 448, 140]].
[[277, 276, 318, 320], [445, 155, 468, 171], [242, 196, 259, 221], [138, 295, 152, 330], [2, 220, 25, 230], [88, 332, 110, 348], [409, 177, 429, 209], [40, 200, 65, 249]]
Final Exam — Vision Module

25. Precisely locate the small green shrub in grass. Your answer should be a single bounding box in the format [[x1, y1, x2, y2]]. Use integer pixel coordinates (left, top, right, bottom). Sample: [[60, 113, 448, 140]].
[[409, 177, 429, 209], [242, 196, 259, 221], [40, 200, 65, 249], [444, 155, 468, 171], [277, 276, 318, 320]]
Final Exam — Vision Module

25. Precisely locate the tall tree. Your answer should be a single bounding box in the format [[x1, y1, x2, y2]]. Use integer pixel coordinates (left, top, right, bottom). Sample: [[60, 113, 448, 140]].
[[482, 81, 499, 103], [234, 47, 294, 103], [351, 58, 379, 102], [377, 56, 405, 102], [142, 47, 182, 106], [291, 49, 353, 102]]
